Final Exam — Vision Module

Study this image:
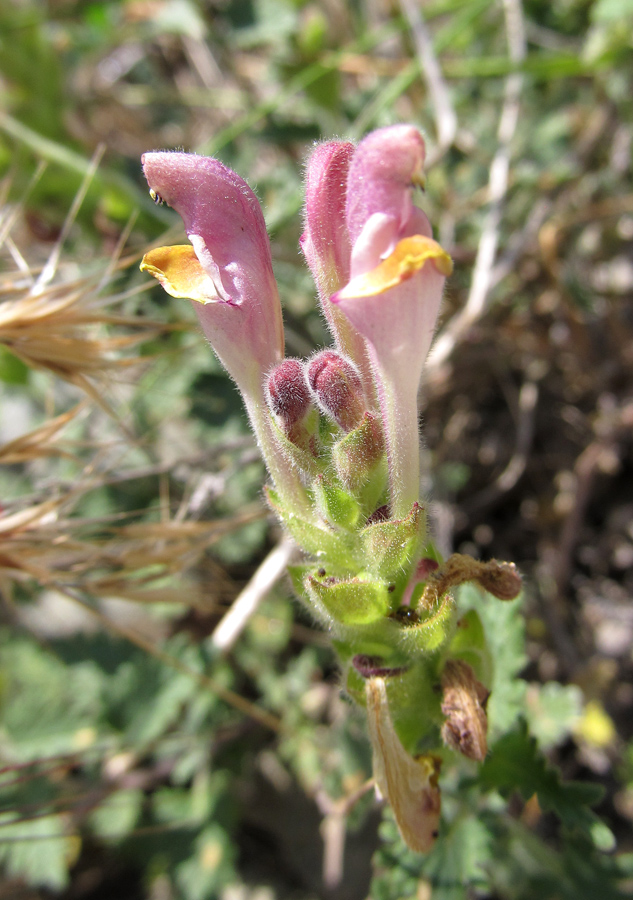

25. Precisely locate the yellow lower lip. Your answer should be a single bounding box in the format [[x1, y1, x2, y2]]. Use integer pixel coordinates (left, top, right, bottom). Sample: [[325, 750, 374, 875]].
[[140, 245, 217, 304], [335, 235, 452, 300]]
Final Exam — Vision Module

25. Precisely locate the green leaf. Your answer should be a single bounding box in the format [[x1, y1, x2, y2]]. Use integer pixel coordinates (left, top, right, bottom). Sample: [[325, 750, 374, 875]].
[[89, 788, 144, 844], [479, 722, 614, 849], [175, 824, 236, 900], [0, 813, 71, 890], [525, 681, 583, 751], [592, 0, 633, 22], [0, 633, 103, 760], [371, 810, 495, 900], [0, 347, 29, 384], [422, 814, 495, 897]]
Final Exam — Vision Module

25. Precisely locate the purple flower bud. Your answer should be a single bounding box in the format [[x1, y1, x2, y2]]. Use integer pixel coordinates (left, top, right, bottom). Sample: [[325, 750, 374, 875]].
[[266, 359, 312, 429], [306, 350, 366, 431]]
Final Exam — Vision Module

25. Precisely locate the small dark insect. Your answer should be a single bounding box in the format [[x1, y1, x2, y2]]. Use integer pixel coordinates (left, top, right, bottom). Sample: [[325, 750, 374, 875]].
[[149, 189, 165, 205], [317, 567, 326, 577], [390, 605, 420, 625]]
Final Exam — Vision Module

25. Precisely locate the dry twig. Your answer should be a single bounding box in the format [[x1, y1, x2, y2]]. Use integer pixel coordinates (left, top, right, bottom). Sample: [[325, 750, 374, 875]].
[[210, 533, 297, 653]]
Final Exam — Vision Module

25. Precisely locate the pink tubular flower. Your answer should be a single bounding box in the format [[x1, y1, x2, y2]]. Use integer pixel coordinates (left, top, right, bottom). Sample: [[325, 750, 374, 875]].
[[140, 152, 310, 515], [328, 126, 453, 517], [140, 152, 284, 400]]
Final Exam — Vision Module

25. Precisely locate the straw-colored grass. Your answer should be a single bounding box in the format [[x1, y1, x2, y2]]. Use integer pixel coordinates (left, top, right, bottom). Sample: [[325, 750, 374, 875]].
[[0, 173, 264, 613]]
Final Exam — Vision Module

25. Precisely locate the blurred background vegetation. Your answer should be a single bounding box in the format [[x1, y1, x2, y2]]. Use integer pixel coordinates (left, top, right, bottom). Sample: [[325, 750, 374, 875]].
[[0, 0, 632, 897]]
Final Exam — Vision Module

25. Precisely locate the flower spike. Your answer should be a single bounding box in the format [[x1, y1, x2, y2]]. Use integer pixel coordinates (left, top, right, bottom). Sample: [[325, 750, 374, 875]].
[[139, 129, 521, 857]]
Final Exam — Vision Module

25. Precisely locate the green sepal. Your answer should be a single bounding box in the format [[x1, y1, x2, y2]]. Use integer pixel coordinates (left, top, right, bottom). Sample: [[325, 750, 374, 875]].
[[269, 408, 321, 477], [317, 415, 340, 456], [344, 663, 368, 706], [265, 486, 359, 572], [360, 502, 426, 580], [398, 590, 456, 655], [333, 634, 399, 663], [332, 413, 387, 509], [343, 657, 444, 753], [384, 659, 445, 753], [305, 573, 390, 625], [286, 563, 313, 598], [313, 474, 362, 530]]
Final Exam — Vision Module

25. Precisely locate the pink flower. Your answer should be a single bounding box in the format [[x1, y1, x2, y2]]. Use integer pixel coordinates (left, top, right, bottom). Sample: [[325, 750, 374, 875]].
[[140, 152, 284, 400], [140, 152, 309, 514], [324, 125, 453, 516]]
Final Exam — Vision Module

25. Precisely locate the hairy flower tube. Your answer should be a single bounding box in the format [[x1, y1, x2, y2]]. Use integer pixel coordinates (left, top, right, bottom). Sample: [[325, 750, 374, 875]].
[[140, 127, 521, 855], [140, 152, 309, 514]]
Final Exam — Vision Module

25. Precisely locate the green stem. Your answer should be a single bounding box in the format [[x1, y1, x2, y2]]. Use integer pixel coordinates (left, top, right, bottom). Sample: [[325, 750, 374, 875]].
[[243, 389, 313, 520], [372, 357, 421, 520]]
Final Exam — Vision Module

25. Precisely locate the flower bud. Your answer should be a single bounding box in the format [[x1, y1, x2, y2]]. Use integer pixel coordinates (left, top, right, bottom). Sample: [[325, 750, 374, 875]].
[[267, 359, 312, 430], [301, 141, 353, 300], [306, 350, 366, 431]]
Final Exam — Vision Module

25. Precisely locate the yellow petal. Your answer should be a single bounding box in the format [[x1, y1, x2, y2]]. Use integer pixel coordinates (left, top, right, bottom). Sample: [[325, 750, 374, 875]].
[[337, 235, 453, 300], [140, 245, 218, 304]]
